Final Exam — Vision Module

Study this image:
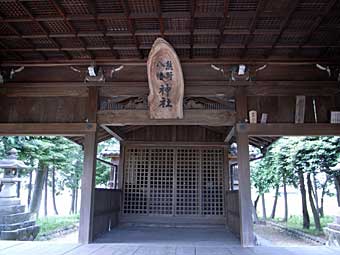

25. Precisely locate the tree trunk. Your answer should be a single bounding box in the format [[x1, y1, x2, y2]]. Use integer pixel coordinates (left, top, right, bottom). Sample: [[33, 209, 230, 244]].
[[44, 167, 48, 217], [319, 175, 330, 218], [30, 165, 48, 217], [335, 175, 340, 207], [283, 178, 288, 222], [298, 169, 310, 229], [270, 185, 279, 219], [74, 188, 78, 214], [253, 195, 260, 223], [312, 173, 320, 216], [27, 170, 32, 207], [70, 188, 76, 214], [261, 194, 267, 220], [51, 167, 58, 215], [254, 194, 260, 211], [307, 173, 322, 231]]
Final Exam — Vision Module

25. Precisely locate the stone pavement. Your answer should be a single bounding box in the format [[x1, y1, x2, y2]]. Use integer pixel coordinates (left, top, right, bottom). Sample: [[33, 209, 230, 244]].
[[0, 241, 339, 255]]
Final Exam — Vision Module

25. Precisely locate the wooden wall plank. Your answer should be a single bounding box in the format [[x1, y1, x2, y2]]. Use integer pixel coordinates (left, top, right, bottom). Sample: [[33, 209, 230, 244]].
[[124, 126, 224, 142], [98, 110, 235, 126]]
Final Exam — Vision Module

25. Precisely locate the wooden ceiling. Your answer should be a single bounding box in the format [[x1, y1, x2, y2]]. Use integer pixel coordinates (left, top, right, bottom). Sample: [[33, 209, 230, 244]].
[[1, 0, 340, 64]]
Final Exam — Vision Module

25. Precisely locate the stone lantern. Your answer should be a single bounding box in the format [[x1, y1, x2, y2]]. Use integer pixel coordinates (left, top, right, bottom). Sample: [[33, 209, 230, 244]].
[[0, 148, 28, 198], [324, 162, 340, 246], [0, 148, 39, 240]]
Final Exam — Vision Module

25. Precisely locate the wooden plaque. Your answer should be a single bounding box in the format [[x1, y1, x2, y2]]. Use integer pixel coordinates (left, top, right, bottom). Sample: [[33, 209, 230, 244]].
[[147, 38, 184, 119]]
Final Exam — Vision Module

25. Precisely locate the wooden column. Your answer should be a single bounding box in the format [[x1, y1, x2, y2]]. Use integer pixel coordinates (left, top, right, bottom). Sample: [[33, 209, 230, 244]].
[[236, 88, 254, 247], [78, 132, 97, 243], [79, 86, 98, 243]]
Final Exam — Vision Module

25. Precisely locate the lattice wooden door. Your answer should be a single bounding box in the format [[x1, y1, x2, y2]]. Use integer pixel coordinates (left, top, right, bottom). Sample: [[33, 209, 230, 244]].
[[122, 146, 225, 222]]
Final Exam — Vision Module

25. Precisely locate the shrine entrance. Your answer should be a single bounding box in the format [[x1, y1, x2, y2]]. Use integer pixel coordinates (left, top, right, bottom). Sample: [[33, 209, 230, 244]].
[[121, 145, 226, 225]]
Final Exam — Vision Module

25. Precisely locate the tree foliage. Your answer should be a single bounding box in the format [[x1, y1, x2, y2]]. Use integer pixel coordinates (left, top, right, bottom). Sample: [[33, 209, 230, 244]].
[[251, 136, 340, 230]]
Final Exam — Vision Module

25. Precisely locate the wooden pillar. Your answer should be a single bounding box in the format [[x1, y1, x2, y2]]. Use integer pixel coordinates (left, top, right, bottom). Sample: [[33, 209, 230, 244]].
[[79, 86, 98, 243], [78, 132, 97, 243], [236, 127, 254, 246], [236, 88, 254, 247]]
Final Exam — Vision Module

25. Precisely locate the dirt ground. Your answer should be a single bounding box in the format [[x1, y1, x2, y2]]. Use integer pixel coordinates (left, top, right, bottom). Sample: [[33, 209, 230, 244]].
[[254, 224, 321, 246]]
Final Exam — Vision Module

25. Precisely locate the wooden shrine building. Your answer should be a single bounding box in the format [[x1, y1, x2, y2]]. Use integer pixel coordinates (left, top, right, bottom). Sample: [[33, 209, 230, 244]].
[[1, 0, 340, 247]]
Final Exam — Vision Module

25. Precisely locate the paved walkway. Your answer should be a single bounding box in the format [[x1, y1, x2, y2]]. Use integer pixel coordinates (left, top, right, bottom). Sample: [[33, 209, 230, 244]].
[[95, 226, 240, 246], [0, 241, 339, 255]]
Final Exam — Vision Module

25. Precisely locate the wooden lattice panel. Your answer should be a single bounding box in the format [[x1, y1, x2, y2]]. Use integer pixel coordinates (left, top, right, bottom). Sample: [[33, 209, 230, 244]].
[[123, 146, 225, 220], [149, 148, 174, 215], [123, 148, 149, 215], [201, 149, 224, 216], [176, 148, 200, 216]]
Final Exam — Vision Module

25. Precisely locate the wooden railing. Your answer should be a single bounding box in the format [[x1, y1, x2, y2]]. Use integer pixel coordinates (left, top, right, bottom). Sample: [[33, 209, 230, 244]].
[[225, 190, 240, 236], [92, 188, 121, 239]]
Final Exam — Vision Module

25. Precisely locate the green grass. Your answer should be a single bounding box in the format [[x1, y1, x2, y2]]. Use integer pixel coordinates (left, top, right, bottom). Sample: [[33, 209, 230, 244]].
[[36, 214, 79, 237], [273, 215, 333, 237]]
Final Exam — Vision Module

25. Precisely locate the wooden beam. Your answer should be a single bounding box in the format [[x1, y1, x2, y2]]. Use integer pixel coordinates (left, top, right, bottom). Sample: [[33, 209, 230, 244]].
[[2, 86, 88, 97], [4, 80, 339, 97], [0, 123, 96, 135], [100, 125, 125, 141], [98, 109, 235, 126], [224, 126, 235, 143], [2, 58, 340, 67], [79, 131, 97, 243], [238, 123, 340, 136], [236, 128, 255, 247]]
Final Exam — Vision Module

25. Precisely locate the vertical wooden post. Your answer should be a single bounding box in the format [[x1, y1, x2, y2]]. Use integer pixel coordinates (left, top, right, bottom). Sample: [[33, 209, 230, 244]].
[[118, 144, 125, 190], [236, 88, 254, 247], [236, 127, 254, 246], [79, 86, 98, 243], [79, 132, 97, 243]]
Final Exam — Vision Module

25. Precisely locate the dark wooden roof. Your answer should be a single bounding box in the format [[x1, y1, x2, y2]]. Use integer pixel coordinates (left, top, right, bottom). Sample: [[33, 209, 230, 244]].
[[1, 0, 340, 64]]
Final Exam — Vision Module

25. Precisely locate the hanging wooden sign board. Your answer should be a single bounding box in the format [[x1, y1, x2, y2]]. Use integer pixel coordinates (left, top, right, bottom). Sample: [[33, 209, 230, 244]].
[[147, 38, 184, 119]]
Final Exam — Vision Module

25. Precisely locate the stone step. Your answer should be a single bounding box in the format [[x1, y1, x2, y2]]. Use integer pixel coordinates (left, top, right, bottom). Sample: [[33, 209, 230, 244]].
[[0, 205, 25, 215], [0, 212, 33, 224], [0, 198, 21, 206], [0, 220, 36, 231], [327, 223, 340, 232], [0, 225, 40, 241]]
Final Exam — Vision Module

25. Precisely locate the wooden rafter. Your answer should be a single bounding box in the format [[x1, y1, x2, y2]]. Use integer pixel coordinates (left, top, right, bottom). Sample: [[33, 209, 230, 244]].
[[120, 0, 144, 59], [101, 125, 125, 141], [0, 13, 46, 60], [264, 0, 300, 58], [157, 0, 165, 37], [189, 0, 196, 59], [48, 0, 94, 59], [296, 0, 339, 55], [215, 0, 230, 58], [241, 0, 268, 58], [15, 0, 72, 60], [84, 0, 119, 59]]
